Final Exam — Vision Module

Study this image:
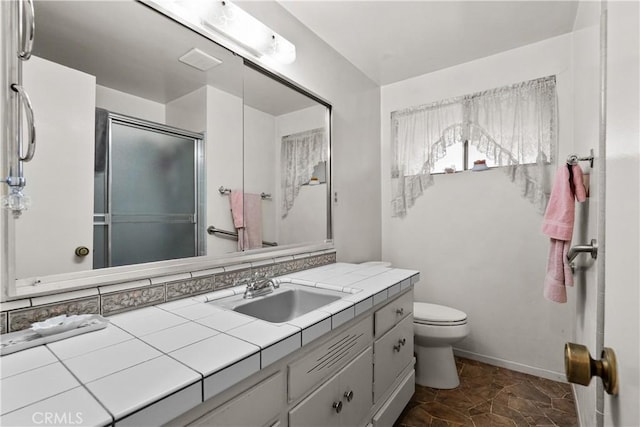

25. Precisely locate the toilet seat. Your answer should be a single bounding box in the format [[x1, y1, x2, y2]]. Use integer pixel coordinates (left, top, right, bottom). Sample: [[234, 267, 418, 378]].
[[414, 302, 467, 326]]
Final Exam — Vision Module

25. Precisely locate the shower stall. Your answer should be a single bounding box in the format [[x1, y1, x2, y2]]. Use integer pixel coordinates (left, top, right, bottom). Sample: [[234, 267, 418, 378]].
[[93, 112, 205, 269]]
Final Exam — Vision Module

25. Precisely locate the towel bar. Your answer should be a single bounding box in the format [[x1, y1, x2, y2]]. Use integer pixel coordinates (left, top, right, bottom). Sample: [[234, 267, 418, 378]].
[[218, 186, 272, 199], [567, 239, 598, 263], [207, 226, 277, 247], [566, 149, 594, 168]]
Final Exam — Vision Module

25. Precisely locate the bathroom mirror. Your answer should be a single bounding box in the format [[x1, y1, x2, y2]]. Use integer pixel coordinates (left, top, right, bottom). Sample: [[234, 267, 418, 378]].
[[11, 0, 331, 284], [243, 64, 330, 251]]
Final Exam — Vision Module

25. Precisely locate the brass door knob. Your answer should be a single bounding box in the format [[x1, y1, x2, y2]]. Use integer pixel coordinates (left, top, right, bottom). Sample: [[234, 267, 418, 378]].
[[564, 342, 618, 395], [75, 246, 90, 257]]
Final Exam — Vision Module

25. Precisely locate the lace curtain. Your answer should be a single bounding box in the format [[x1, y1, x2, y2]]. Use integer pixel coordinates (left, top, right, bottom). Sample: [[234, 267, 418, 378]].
[[281, 127, 327, 218], [391, 76, 557, 217]]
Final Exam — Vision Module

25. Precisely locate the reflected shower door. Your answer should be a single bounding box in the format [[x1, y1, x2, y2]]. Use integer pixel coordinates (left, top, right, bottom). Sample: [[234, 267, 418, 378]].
[[94, 114, 204, 268]]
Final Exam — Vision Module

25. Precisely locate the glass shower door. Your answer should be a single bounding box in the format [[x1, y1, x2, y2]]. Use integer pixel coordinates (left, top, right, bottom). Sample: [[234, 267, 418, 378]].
[[94, 114, 204, 268]]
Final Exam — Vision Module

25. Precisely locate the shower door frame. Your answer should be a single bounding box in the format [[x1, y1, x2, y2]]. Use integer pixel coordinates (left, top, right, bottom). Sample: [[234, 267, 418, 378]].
[[95, 112, 205, 268]]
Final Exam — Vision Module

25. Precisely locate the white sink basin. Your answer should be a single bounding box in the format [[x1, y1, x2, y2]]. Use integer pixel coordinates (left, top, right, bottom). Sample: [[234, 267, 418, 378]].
[[209, 282, 348, 323]]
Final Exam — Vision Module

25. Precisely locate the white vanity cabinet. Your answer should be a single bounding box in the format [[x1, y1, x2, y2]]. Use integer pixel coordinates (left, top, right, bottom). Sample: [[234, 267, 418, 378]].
[[175, 287, 417, 427], [289, 347, 373, 427]]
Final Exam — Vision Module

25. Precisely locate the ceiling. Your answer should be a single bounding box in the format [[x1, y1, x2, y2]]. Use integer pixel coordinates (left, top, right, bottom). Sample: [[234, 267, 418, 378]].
[[278, 1, 579, 86], [32, 1, 318, 115]]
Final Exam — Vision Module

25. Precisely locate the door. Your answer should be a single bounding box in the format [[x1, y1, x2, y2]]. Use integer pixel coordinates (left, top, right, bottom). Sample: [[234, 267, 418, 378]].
[[603, 1, 639, 426], [15, 56, 96, 278], [569, 2, 639, 425]]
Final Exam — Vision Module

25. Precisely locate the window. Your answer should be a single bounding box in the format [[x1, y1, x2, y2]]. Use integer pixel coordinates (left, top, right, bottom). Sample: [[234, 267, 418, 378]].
[[432, 140, 500, 174]]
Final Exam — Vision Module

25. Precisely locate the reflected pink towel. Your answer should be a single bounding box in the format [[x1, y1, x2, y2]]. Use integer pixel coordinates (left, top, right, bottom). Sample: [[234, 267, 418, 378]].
[[229, 191, 262, 250], [542, 165, 587, 303], [230, 191, 244, 228], [243, 193, 263, 250]]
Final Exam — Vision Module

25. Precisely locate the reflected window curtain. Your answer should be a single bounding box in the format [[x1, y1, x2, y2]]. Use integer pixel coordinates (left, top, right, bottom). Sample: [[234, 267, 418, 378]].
[[281, 128, 327, 218], [390, 75, 557, 218]]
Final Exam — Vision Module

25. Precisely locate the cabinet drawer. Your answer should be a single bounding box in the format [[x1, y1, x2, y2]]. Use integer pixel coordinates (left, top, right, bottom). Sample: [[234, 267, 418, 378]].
[[374, 290, 413, 338], [191, 372, 284, 427], [289, 347, 373, 427], [289, 316, 373, 402], [373, 315, 413, 402]]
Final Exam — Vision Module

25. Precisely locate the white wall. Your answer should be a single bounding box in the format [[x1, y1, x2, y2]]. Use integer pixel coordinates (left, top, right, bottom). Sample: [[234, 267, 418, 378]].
[[570, 1, 601, 424], [236, 1, 382, 263], [244, 105, 276, 244], [381, 34, 576, 379], [17, 56, 96, 278], [604, 2, 640, 425], [167, 85, 243, 255], [205, 86, 244, 254], [96, 85, 165, 123], [165, 86, 206, 133]]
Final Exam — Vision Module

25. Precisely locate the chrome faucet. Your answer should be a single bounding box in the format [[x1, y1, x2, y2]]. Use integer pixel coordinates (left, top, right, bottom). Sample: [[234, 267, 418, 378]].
[[243, 276, 280, 299]]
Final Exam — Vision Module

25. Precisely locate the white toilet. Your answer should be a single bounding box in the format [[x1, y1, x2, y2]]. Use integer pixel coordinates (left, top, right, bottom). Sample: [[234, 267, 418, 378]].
[[413, 302, 470, 389]]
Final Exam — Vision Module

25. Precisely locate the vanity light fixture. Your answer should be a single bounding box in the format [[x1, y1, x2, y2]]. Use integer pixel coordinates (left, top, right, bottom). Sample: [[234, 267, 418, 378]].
[[150, 0, 296, 64]]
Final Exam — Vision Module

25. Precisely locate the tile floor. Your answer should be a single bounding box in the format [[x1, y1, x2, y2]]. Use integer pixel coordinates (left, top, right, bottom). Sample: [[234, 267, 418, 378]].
[[395, 357, 578, 427]]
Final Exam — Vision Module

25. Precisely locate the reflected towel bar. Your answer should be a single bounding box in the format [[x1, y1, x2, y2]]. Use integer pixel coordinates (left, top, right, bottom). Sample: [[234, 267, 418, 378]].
[[207, 226, 277, 247], [218, 186, 271, 200], [566, 149, 594, 168], [567, 239, 598, 263]]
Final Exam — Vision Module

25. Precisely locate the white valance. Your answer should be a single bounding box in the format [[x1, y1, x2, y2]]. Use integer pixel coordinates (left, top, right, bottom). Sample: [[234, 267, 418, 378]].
[[391, 76, 557, 217], [281, 128, 327, 218]]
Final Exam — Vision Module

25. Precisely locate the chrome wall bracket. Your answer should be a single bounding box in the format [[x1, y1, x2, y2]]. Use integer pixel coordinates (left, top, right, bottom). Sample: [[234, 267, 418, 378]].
[[567, 239, 598, 263]]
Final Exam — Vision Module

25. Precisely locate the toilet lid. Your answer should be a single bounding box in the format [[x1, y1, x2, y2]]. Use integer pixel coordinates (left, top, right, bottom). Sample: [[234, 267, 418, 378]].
[[414, 302, 467, 326]]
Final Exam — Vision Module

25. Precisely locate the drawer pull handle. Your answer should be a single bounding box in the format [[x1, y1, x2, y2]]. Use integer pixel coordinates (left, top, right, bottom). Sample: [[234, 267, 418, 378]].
[[344, 390, 354, 402], [333, 400, 343, 413], [396, 308, 404, 315], [399, 338, 406, 346], [393, 344, 402, 352]]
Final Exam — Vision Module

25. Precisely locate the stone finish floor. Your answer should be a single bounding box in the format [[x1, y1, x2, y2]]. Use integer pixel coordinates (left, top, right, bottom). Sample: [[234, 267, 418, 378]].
[[395, 357, 578, 427]]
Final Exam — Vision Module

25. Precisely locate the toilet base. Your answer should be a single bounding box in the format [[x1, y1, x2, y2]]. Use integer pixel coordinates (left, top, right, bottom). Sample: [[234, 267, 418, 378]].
[[415, 344, 460, 389]]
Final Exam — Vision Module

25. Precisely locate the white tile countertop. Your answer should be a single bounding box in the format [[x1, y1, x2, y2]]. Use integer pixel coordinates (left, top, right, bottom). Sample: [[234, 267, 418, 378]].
[[0, 263, 419, 426]]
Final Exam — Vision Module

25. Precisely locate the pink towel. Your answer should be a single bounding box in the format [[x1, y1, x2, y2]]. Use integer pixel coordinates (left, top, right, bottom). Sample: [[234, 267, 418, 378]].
[[542, 165, 587, 303], [230, 191, 244, 228], [229, 191, 263, 250]]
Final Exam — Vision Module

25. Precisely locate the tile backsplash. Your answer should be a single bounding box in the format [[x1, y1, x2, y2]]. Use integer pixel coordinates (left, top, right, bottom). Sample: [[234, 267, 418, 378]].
[[1, 251, 336, 333]]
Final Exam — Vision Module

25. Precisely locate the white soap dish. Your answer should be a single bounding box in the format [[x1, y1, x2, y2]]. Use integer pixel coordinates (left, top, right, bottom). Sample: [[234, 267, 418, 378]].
[[1, 314, 109, 355]]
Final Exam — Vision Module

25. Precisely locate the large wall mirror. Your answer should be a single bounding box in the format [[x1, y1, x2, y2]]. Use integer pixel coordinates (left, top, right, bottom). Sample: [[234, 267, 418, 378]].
[[11, 0, 331, 288]]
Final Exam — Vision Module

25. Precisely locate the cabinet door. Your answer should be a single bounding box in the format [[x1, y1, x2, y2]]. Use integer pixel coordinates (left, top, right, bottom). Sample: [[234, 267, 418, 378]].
[[373, 315, 413, 402], [289, 347, 373, 427], [340, 347, 373, 427], [289, 315, 372, 402], [289, 364, 341, 427], [192, 372, 284, 427]]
